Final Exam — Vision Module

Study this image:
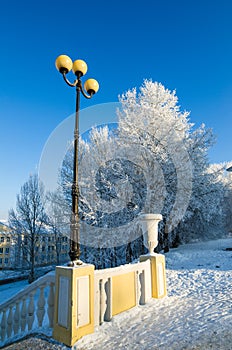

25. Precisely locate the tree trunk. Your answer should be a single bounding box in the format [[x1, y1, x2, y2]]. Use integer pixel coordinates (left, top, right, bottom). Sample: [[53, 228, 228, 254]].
[[29, 233, 35, 283]]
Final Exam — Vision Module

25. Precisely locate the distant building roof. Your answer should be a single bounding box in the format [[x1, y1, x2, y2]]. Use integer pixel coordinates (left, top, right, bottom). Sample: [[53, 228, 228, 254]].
[[0, 221, 8, 227], [0, 221, 10, 233]]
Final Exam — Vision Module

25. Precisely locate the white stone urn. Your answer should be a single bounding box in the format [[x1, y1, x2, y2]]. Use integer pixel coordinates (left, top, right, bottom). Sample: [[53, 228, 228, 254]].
[[139, 214, 163, 255]]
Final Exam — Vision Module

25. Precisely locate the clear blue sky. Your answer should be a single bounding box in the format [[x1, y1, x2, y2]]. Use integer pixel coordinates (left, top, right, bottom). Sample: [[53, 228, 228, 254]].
[[0, 0, 232, 219]]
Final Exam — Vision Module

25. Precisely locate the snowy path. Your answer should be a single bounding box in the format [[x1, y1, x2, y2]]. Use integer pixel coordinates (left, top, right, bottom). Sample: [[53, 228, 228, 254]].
[[75, 238, 232, 350]]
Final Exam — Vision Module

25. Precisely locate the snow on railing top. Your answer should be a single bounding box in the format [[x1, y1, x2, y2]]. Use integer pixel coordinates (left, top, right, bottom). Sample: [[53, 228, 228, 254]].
[[94, 259, 151, 277], [0, 271, 55, 310]]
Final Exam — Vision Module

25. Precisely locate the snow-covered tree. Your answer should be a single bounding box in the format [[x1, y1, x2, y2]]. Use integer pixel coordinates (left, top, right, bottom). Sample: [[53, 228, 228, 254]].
[[221, 163, 232, 233], [59, 80, 229, 266], [117, 81, 230, 247], [8, 174, 47, 282], [46, 188, 70, 264], [178, 162, 227, 242], [60, 127, 146, 267]]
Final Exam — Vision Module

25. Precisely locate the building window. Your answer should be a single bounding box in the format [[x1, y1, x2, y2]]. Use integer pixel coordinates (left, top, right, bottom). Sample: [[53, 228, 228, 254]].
[[7, 237, 10, 243], [0, 258, 2, 264], [1, 237, 4, 242], [42, 246, 45, 252], [5, 248, 9, 254], [0, 248, 3, 253], [4, 258, 8, 264]]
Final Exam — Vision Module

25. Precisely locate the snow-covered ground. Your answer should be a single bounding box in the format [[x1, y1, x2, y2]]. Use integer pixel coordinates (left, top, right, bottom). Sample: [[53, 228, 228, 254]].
[[75, 238, 232, 350], [1, 238, 232, 350], [0, 265, 55, 283], [0, 280, 29, 303]]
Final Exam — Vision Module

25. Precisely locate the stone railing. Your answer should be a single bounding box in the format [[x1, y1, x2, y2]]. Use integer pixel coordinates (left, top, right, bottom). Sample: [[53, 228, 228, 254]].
[[0, 271, 55, 348]]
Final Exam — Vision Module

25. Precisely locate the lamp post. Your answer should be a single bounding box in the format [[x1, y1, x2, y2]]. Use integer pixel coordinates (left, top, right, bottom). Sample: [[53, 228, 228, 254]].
[[55, 54, 99, 265]]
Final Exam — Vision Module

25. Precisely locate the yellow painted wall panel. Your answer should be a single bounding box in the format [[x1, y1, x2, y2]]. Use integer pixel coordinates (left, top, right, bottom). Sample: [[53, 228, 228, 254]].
[[112, 272, 136, 316]]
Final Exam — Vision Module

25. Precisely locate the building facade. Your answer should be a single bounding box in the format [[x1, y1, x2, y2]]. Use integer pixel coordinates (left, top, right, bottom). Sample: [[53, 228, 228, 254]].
[[0, 222, 12, 269], [0, 222, 70, 270]]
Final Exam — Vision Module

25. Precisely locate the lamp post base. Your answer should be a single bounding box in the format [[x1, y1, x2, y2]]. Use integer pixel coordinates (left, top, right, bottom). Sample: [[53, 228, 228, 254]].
[[67, 259, 83, 267], [68, 245, 81, 263]]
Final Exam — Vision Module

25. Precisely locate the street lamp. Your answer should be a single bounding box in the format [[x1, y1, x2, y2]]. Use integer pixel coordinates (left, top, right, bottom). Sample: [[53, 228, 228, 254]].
[[55, 54, 99, 265]]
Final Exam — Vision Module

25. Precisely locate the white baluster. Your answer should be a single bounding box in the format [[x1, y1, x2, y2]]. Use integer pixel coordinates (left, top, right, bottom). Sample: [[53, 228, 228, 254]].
[[27, 292, 35, 331], [21, 297, 27, 331], [135, 270, 140, 305], [7, 305, 13, 338], [13, 301, 20, 335], [99, 279, 107, 325], [139, 270, 146, 305], [104, 277, 112, 322], [36, 285, 45, 327], [1, 309, 7, 341], [48, 282, 55, 328]]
